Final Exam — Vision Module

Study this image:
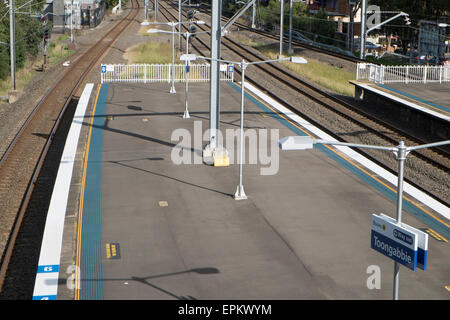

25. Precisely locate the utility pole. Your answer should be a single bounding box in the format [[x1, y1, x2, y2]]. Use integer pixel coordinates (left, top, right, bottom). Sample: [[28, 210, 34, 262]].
[[9, 0, 16, 91]]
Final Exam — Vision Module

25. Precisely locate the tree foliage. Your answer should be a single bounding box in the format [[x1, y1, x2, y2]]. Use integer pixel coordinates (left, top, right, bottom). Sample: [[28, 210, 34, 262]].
[[0, 0, 47, 80]]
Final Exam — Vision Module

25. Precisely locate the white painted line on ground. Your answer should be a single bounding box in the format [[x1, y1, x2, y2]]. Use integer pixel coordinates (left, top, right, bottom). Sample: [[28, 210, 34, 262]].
[[243, 82, 450, 221], [32, 83, 94, 300], [356, 82, 450, 122]]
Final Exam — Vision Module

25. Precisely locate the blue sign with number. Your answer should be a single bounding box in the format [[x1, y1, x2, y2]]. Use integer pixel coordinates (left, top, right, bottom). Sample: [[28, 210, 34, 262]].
[[101, 65, 106, 73], [228, 65, 234, 73]]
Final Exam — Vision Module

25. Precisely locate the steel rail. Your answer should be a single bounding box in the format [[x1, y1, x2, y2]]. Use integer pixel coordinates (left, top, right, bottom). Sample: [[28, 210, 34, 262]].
[[0, 0, 140, 291], [156, 0, 449, 208]]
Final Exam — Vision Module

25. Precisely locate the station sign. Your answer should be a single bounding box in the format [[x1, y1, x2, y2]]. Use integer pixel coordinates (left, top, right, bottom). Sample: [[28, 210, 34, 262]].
[[378, 214, 428, 270], [371, 214, 418, 271], [101, 65, 106, 73]]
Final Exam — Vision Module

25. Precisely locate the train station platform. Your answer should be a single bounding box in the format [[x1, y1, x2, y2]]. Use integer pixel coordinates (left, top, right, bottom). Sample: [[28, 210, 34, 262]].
[[32, 81, 450, 300], [350, 81, 450, 150]]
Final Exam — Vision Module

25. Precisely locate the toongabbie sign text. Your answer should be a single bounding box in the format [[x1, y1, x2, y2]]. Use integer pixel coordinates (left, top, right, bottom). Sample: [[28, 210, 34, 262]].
[[371, 213, 428, 271]]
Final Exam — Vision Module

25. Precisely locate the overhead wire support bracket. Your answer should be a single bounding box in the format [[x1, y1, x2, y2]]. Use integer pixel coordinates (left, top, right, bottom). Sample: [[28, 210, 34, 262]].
[[221, 0, 256, 37]]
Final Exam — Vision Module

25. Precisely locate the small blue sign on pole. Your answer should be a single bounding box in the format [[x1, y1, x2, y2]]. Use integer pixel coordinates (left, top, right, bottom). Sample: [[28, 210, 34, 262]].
[[186, 65, 190, 73], [101, 65, 106, 74], [228, 65, 234, 73]]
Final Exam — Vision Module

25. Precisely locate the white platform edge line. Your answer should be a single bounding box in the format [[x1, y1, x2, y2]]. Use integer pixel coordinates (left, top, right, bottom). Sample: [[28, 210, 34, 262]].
[[243, 82, 450, 221], [32, 83, 94, 299], [356, 82, 450, 122]]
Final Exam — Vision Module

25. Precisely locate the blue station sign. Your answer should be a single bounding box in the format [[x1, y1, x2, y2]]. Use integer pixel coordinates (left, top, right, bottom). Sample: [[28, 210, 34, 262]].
[[371, 214, 419, 271]]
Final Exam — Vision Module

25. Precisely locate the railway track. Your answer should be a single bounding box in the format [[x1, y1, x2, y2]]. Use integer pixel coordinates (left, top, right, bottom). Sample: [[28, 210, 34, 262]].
[[195, 3, 364, 65], [156, 0, 449, 206], [0, 0, 140, 294]]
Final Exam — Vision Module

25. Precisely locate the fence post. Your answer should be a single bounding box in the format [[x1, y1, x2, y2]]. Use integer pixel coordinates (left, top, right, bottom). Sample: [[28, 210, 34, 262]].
[[405, 66, 409, 84], [423, 66, 427, 83]]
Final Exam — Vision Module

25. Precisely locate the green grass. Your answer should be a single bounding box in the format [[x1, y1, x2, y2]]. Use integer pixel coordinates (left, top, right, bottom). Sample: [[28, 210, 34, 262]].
[[254, 44, 356, 97], [48, 38, 73, 63]]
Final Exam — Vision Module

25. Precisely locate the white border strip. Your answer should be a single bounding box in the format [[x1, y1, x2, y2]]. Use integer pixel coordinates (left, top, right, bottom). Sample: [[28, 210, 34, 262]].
[[356, 82, 450, 122], [243, 82, 450, 221], [32, 83, 94, 300]]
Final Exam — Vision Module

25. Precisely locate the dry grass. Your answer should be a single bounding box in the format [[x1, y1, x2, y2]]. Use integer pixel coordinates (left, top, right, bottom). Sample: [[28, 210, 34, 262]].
[[0, 57, 42, 97], [255, 45, 356, 97], [127, 41, 175, 64], [0, 35, 73, 98]]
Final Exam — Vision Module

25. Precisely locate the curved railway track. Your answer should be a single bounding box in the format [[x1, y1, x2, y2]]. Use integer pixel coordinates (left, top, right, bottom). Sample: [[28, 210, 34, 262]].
[[0, 0, 140, 293], [156, 0, 449, 207]]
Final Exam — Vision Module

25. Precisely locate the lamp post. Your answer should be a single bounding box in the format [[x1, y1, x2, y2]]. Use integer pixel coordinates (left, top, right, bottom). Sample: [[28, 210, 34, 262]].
[[147, 22, 177, 93], [148, 21, 206, 102], [184, 54, 307, 199], [279, 135, 450, 299], [148, 20, 204, 94], [288, 0, 293, 55]]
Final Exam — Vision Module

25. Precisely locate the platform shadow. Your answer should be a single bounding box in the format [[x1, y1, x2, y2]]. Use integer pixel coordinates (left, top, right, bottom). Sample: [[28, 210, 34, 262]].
[[58, 267, 220, 300], [110, 159, 234, 197]]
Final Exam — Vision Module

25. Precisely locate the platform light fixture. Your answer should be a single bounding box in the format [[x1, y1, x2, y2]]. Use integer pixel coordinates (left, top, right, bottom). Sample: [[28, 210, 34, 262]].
[[279, 135, 450, 299], [184, 54, 307, 199], [147, 20, 205, 94]]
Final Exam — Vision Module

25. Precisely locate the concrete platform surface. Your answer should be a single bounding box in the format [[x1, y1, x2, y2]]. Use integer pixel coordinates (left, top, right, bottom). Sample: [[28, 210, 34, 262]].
[[54, 82, 449, 300]]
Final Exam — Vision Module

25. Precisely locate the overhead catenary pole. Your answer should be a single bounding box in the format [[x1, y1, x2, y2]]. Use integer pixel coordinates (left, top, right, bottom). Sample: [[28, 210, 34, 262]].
[[359, 0, 367, 59], [9, 0, 15, 91], [208, 0, 222, 152], [144, 0, 148, 21], [70, 0, 74, 43], [178, 0, 182, 50], [288, 0, 293, 54], [251, 1, 256, 28], [279, 0, 284, 57]]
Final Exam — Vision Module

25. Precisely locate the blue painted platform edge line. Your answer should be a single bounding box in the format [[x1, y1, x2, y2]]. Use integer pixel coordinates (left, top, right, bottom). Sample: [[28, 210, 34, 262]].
[[79, 83, 109, 300], [37, 265, 60, 273], [227, 82, 450, 240], [376, 83, 450, 114], [32, 295, 57, 300]]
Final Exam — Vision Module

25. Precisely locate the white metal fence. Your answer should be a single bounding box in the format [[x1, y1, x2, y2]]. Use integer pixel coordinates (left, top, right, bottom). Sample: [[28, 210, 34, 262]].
[[356, 63, 450, 84], [100, 64, 235, 84]]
